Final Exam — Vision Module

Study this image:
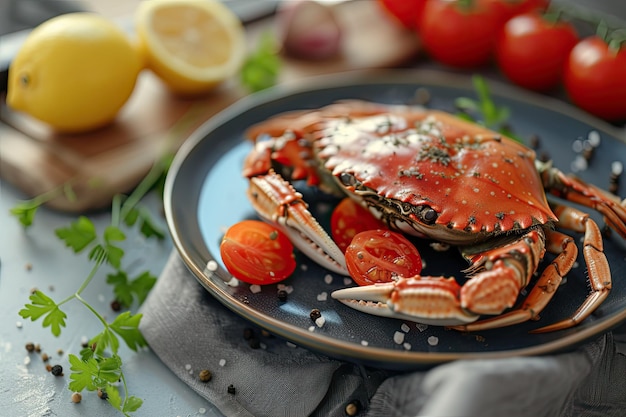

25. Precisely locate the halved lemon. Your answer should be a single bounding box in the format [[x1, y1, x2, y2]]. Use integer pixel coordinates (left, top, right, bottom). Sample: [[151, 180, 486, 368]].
[[135, 0, 247, 95]]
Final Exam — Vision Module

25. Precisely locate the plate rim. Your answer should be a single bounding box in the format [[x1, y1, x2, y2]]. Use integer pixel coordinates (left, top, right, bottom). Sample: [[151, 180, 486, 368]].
[[164, 69, 626, 368]]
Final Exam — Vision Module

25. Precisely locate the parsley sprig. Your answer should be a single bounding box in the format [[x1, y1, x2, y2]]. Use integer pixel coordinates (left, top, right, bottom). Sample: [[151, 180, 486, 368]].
[[455, 74, 523, 143], [16, 151, 171, 416]]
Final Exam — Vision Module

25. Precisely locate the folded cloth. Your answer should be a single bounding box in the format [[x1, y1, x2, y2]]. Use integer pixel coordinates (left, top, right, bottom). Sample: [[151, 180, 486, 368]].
[[140, 251, 626, 417]]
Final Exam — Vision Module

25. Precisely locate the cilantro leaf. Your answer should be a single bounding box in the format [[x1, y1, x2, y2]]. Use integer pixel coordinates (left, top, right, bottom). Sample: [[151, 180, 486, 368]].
[[19, 290, 67, 336], [68, 354, 122, 393], [123, 395, 144, 413], [55, 216, 97, 252], [68, 354, 101, 392], [107, 271, 157, 308], [241, 32, 281, 93], [90, 327, 120, 355], [10, 201, 39, 228], [110, 312, 147, 352], [107, 271, 134, 307], [130, 272, 157, 305]]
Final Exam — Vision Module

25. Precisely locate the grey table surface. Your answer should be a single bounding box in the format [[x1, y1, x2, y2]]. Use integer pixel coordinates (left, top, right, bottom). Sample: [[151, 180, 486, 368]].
[[1, 1, 625, 416]]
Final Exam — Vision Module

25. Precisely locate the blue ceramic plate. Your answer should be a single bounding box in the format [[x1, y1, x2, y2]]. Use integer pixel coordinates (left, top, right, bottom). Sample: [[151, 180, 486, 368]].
[[164, 70, 626, 369]]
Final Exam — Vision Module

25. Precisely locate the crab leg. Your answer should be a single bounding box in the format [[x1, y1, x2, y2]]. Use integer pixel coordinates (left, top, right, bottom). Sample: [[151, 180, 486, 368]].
[[331, 277, 479, 326], [530, 204, 611, 333], [537, 160, 626, 238], [332, 228, 546, 327], [247, 170, 347, 275]]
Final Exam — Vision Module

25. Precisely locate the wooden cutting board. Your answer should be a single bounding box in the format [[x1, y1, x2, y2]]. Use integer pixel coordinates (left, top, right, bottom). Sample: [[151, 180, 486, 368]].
[[0, 0, 420, 212]]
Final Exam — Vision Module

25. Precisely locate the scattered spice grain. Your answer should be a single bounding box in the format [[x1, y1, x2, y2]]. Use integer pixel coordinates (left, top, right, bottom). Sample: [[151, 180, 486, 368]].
[[310, 309, 322, 322], [345, 400, 361, 416], [25, 342, 35, 353], [71, 392, 82, 403], [98, 388, 109, 400], [277, 289, 288, 301], [199, 369, 212, 383], [110, 300, 121, 312], [227, 384, 236, 395], [51, 364, 63, 376]]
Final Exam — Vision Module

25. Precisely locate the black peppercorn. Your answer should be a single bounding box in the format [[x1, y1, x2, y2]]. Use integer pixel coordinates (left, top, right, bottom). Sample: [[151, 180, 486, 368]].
[[98, 388, 108, 400], [277, 289, 288, 301], [227, 384, 236, 394], [51, 364, 63, 376], [25, 342, 35, 353], [310, 309, 322, 321], [110, 299, 122, 312]]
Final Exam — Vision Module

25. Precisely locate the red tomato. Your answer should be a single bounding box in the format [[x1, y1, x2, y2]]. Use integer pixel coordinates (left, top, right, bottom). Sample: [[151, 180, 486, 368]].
[[345, 230, 423, 286], [220, 220, 296, 285], [419, 0, 504, 68], [496, 13, 578, 91], [564, 36, 626, 121], [486, 0, 549, 23], [331, 198, 388, 253], [377, 0, 427, 30]]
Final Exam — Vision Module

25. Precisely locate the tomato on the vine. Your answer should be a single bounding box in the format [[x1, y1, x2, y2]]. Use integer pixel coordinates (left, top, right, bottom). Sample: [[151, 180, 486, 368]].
[[345, 229, 423, 286], [331, 198, 388, 253], [486, 0, 549, 23], [377, 0, 427, 30], [419, 0, 504, 68], [220, 220, 296, 285], [564, 36, 626, 122], [496, 12, 579, 91]]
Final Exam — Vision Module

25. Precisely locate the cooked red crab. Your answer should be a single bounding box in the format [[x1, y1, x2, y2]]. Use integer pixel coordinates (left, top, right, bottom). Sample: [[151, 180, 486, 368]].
[[242, 100, 626, 332]]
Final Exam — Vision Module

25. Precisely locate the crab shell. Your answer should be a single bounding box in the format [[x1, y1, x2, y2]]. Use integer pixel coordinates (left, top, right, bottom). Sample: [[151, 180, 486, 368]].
[[304, 105, 557, 244]]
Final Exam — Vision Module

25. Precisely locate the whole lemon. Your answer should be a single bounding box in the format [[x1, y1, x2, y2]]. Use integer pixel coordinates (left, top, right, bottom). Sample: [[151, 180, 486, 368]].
[[6, 13, 143, 133]]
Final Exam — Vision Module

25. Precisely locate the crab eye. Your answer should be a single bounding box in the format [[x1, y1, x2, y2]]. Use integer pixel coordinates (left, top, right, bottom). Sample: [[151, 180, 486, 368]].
[[339, 172, 357, 187], [422, 208, 438, 224]]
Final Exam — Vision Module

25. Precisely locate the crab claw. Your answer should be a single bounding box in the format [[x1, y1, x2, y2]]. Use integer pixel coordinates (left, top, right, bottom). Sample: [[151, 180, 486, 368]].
[[247, 170, 347, 275], [331, 277, 480, 326]]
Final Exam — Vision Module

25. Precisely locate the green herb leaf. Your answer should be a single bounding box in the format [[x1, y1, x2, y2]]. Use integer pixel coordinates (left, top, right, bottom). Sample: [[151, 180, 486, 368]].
[[106, 271, 157, 308], [241, 32, 281, 93], [10, 201, 39, 228], [19, 290, 67, 337], [68, 354, 101, 392], [122, 395, 144, 413], [129, 272, 157, 305], [90, 327, 121, 355], [106, 384, 123, 412], [109, 312, 147, 352], [55, 216, 97, 252]]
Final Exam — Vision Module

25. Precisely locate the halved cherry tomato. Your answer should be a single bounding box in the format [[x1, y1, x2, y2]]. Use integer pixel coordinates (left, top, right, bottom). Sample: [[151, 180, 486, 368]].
[[564, 36, 626, 122], [377, 0, 427, 30], [330, 198, 388, 253], [419, 0, 504, 68], [345, 229, 422, 286], [220, 220, 296, 285], [496, 12, 578, 91]]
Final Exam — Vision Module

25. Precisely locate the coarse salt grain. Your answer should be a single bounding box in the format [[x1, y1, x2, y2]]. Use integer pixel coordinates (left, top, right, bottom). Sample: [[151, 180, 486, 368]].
[[324, 274, 333, 284], [16, 321, 22, 329], [315, 316, 326, 328], [226, 277, 239, 287], [612, 161, 623, 176], [427, 336, 439, 346], [317, 292, 328, 301], [403, 342, 412, 350], [199, 408, 206, 414], [401, 323, 410, 333], [24, 356, 31, 365], [286, 342, 297, 348], [97, 294, 106, 303], [361, 340, 369, 346], [300, 264, 308, 271], [277, 284, 294, 294], [185, 364, 192, 370], [219, 359, 226, 367], [343, 277, 353, 285], [308, 326, 316, 332], [249, 284, 262, 294], [206, 260, 218, 272], [415, 323, 428, 332], [393, 331, 405, 344]]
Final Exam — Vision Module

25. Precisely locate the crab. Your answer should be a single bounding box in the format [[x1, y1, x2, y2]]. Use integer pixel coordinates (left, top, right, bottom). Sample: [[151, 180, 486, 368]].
[[242, 100, 626, 332]]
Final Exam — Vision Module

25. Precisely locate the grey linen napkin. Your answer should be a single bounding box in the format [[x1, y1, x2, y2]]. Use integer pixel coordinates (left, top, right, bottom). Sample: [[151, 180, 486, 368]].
[[140, 251, 626, 417]]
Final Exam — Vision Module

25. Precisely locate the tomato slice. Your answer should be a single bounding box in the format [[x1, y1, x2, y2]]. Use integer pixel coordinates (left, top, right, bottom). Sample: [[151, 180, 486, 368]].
[[330, 198, 388, 253], [345, 229, 422, 286], [220, 220, 296, 285]]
